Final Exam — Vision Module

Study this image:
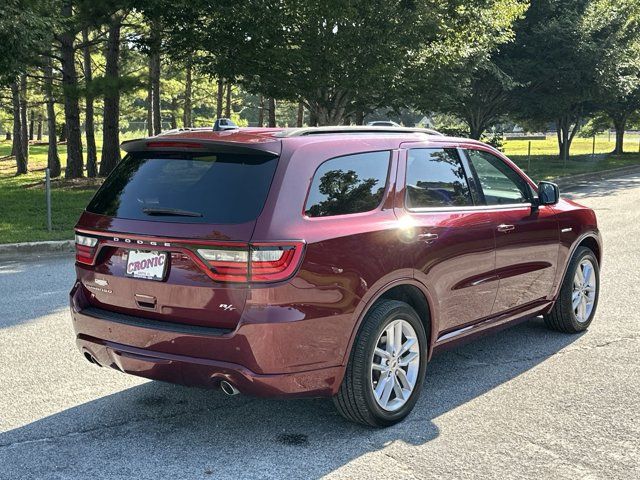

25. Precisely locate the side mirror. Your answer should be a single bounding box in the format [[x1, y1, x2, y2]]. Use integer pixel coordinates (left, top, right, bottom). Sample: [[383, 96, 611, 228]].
[[537, 181, 559, 205]]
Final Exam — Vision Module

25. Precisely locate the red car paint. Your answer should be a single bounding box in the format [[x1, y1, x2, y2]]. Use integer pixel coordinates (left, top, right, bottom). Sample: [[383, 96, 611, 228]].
[[70, 128, 601, 397]]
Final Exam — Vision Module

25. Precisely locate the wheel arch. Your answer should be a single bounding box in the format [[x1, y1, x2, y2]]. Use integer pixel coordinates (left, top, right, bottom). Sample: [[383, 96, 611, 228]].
[[578, 234, 601, 265], [341, 279, 437, 369], [551, 231, 602, 304]]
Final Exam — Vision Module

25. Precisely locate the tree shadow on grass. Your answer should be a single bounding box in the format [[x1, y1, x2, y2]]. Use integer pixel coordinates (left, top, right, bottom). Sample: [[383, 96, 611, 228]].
[[0, 317, 582, 479]]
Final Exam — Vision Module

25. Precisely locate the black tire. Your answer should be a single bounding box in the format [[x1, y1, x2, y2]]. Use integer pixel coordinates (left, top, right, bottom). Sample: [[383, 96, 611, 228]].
[[544, 246, 600, 333], [333, 299, 428, 427]]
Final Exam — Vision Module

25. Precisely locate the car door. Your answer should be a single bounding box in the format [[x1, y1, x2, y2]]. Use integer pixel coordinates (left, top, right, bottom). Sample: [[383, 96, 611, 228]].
[[463, 148, 559, 315], [399, 146, 498, 335]]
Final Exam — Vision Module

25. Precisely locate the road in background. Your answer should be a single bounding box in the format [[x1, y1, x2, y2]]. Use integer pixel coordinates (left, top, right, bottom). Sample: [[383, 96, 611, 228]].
[[1, 174, 639, 479]]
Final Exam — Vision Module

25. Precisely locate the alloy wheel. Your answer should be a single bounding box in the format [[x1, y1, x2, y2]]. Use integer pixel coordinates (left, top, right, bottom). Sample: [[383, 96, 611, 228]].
[[572, 258, 597, 323], [371, 319, 421, 411]]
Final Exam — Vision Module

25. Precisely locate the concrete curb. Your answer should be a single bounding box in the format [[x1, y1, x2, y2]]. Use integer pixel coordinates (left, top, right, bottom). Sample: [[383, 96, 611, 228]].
[[0, 240, 74, 259], [552, 164, 640, 189]]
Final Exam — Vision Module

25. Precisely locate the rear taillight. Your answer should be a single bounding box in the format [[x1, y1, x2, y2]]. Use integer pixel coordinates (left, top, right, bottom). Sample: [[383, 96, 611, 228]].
[[196, 242, 304, 283], [75, 233, 98, 264]]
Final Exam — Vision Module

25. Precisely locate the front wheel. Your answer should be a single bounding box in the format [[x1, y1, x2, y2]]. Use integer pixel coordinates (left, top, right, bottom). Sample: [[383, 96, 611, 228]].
[[544, 246, 600, 333], [333, 299, 428, 427]]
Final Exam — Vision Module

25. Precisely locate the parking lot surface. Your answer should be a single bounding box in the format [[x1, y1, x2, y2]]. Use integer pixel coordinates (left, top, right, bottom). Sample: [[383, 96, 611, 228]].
[[1, 174, 639, 479]]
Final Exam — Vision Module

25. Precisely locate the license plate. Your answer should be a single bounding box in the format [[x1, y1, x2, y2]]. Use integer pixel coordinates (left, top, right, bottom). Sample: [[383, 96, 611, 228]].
[[125, 250, 168, 281]]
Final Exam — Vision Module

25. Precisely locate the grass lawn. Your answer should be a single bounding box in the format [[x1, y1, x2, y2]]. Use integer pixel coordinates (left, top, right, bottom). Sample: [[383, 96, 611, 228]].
[[504, 132, 640, 181], [1, 132, 640, 244]]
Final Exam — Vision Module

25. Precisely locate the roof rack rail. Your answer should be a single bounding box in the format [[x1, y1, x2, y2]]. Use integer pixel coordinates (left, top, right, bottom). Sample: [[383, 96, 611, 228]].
[[274, 126, 443, 137]]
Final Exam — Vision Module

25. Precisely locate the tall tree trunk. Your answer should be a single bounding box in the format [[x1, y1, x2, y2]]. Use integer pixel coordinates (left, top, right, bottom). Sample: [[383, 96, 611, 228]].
[[296, 101, 304, 127], [307, 92, 350, 126], [149, 18, 162, 135], [82, 28, 97, 177], [612, 115, 627, 155], [225, 81, 231, 117], [555, 116, 580, 163], [355, 110, 364, 126], [11, 80, 20, 156], [183, 60, 192, 128], [44, 57, 61, 177], [11, 80, 27, 174], [216, 79, 223, 118], [309, 109, 317, 127], [257, 95, 264, 126], [268, 98, 276, 127], [99, 15, 122, 177], [170, 97, 177, 129], [36, 114, 43, 141], [19, 75, 29, 163], [29, 110, 35, 140], [146, 83, 153, 136], [60, 1, 83, 178]]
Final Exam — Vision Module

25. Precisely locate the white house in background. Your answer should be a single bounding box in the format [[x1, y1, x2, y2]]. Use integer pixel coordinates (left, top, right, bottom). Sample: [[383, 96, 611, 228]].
[[416, 115, 435, 129]]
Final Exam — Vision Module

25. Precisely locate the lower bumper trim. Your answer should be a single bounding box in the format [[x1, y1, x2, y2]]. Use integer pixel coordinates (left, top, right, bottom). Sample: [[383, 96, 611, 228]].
[[77, 334, 342, 398]]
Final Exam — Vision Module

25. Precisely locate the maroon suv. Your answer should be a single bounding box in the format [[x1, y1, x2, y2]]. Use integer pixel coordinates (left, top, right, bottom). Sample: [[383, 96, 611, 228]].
[[70, 126, 601, 426]]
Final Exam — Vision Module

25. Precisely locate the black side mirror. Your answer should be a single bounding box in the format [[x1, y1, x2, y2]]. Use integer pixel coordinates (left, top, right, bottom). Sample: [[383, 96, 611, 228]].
[[537, 181, 559, 205]]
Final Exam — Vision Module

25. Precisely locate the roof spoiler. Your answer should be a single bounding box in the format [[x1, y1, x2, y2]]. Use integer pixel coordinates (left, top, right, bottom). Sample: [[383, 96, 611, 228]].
[[120, 138, 280, 156]]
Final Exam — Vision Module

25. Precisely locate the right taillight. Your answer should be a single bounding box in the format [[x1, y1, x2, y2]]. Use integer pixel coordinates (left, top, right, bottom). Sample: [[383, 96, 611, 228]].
[[75, 233, 98, 264], [196, 241, 304, 283]]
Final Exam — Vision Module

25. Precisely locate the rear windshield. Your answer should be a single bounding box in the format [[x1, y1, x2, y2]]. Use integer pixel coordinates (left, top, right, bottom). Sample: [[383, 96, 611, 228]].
[[86, 152, 279, 224]]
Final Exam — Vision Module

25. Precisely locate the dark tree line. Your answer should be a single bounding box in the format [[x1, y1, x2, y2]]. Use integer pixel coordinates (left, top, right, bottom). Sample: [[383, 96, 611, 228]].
[[1, 0, 639, 179]]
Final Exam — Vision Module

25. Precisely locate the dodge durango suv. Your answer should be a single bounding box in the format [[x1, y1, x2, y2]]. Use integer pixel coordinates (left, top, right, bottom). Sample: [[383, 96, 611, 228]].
[[70, 126, 601, 426]]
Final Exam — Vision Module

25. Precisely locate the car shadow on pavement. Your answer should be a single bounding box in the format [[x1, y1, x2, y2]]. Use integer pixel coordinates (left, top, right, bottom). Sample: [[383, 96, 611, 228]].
[[0, 317, 583, 479]]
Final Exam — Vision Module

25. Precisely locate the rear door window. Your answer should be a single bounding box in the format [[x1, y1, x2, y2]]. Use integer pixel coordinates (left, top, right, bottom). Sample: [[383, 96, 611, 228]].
[[405, 148, 473, 209], [304, 151, 390, 217], [86, 152, 279, 224]]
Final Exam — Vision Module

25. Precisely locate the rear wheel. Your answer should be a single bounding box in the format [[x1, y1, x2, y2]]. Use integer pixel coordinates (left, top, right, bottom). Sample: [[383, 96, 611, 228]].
[[333, 299, 428, 427], [544, 246, 599, 333]]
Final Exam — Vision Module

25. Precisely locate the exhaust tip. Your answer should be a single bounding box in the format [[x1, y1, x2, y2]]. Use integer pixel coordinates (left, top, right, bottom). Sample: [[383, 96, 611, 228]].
[[220, 380, 240, 396], [83, 351, 101, 367]]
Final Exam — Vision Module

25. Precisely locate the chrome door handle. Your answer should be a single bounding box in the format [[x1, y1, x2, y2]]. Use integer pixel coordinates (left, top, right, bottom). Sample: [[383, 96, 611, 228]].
[[497, 224, 515, 233], [417, 233, 438, 243]]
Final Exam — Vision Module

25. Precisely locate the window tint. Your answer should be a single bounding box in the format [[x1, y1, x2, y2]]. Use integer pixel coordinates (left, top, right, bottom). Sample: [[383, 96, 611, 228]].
[[405, 149, 472, 209], [466, 149, 530, 205], [305, 151, 390, 217], [86, 152, 279, 224]]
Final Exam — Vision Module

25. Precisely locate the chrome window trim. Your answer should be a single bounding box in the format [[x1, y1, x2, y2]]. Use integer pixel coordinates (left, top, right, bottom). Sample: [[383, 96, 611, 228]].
[[407, 203, 532, 214]]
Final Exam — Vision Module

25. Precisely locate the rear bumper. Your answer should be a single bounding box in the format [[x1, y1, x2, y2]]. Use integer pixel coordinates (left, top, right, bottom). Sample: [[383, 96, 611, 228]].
[[76, 334, 342, 397], [70, 282, 350, 398]]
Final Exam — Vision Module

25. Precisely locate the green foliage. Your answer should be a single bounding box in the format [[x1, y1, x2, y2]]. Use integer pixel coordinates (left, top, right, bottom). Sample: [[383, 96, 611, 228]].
[[0, 0, 59, 85]]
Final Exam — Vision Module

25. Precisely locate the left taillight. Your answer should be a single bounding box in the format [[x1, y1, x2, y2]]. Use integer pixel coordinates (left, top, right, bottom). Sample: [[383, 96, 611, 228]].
[[196, 242, 304, 283], [75, 233, 98, 265]]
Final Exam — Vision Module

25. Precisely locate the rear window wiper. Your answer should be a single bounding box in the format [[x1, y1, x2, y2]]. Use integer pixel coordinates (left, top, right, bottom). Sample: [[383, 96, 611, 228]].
[[142, 207, 203, 218]]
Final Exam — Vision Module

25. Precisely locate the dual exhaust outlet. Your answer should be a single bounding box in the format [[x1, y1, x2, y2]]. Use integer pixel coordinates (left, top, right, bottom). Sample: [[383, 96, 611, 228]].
[[220, 380, 240, 396], [84, 349, 240, 396]]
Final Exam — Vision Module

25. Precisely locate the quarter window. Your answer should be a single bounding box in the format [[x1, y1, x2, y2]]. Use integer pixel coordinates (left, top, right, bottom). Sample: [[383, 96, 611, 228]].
[[304, 151, 390, 217], [466, 149, 530, 205], [405, 149, 472, 209]]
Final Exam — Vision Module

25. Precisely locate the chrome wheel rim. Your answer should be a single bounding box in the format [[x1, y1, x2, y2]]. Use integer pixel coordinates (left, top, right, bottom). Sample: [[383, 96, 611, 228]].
[[572, 259, 597, 323], [371, 319, 420, 412]]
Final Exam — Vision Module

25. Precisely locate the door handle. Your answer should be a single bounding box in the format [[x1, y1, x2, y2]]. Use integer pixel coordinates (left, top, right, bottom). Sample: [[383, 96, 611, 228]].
[[417, 232, 438, 243], [497, 224, 515, 233]]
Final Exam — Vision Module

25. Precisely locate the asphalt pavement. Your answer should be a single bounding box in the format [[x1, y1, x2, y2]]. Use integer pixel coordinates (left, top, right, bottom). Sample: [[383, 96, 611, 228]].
[[1, 173, 639, 479]]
